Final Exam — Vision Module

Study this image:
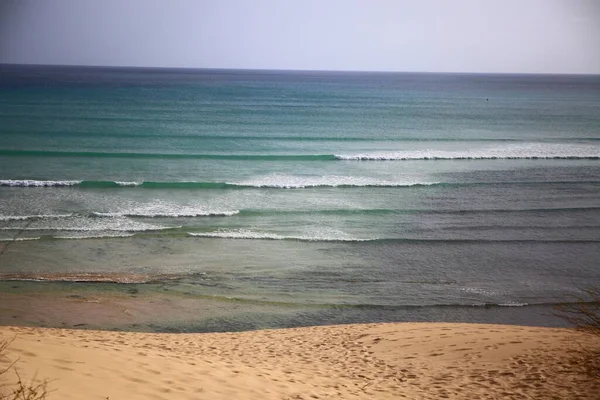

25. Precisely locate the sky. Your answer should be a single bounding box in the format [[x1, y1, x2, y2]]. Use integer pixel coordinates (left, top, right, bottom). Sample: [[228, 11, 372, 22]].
[[0, 0, 599, 74]]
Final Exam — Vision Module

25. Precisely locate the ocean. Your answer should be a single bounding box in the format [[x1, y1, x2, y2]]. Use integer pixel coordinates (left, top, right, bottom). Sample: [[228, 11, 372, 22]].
[[0, 64, 599, 332]]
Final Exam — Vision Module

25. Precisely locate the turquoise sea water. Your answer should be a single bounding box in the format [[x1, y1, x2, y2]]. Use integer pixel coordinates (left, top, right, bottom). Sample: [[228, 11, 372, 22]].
[[1, 65, 599, 331]]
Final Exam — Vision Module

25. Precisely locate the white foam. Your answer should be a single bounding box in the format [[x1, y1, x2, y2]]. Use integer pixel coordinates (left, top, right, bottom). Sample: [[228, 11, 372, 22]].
[[0, 216, 175, 232], [0, 179, 81, 187], [115, 181, 142, 187], [92, 200, 239, 218], [232, 175, 437, 188], [335, 143, 600, 160], [0, 214, 73, 221], [93, 210, 239, 218], [187, 229, 374, 242], [0, 237, 41, 242], [53, 233, 136, 240], [461, 287, 497, 295]]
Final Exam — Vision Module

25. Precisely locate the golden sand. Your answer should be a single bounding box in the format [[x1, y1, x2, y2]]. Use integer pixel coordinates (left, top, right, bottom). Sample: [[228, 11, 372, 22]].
[[1, 323, 598, 399]]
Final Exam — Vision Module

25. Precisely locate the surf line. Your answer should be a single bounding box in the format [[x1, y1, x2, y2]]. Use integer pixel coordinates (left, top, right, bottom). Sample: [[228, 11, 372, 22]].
[[0, 218, 35, 257]]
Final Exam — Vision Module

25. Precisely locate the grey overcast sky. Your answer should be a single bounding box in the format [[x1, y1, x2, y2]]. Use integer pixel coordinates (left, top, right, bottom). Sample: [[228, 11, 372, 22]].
[[0, 0, 598, 73]]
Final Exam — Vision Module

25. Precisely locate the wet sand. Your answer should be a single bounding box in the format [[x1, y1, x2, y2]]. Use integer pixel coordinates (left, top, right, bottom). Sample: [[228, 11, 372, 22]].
[[0, 323, 598, 399]]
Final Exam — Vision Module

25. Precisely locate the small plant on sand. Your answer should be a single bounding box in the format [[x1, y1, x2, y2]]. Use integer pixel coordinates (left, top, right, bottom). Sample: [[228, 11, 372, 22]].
[[555, 287, 600, 377], [0, 339, 48, 400]]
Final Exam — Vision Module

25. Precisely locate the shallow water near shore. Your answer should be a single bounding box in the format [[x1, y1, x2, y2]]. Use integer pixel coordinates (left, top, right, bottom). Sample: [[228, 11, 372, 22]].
[[1, 65, 599, 331], [0, 280, 571, 332]]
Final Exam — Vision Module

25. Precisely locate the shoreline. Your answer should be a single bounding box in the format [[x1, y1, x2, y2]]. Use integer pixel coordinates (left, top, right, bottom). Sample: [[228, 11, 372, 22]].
[[1, 322, 598, 399], [0, 284, 571, 333]]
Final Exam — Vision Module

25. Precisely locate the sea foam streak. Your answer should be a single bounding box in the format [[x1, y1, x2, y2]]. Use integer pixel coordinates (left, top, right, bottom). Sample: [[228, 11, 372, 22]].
[[0, 272, 182, 284], [335, 143, 600, 160], [0, 216, 176, 232], [0, 237, 41, 242], [93, 210, 239, 218], [232, 175, 438, 189], [0, 179, 81, 187], [53, 232, 136, 240], [91, 200, 239, 218], [188, 229, 375, 242], [114, 181, 142, 187], [0, 214, 73, 221], [0, 178, 438, 189]]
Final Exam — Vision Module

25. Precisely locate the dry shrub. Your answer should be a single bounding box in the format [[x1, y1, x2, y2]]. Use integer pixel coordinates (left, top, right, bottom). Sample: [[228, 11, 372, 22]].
[[0, 338, 48, 400], [555, 287, 600, 377]]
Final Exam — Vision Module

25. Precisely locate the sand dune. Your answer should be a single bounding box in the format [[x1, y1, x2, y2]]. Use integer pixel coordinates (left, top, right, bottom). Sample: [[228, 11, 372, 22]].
[[0, 323, 598, 399]]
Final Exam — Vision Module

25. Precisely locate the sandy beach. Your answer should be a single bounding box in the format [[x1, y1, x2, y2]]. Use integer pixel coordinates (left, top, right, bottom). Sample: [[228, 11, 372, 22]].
[[0, 323, 598, 400]]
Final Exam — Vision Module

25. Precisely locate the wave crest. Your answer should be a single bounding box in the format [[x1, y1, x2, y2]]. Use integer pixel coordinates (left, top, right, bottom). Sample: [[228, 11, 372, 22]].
[[232, 175, 438, 189], [92, 210, 239, 218], [0, 214, 73, 221], [335, 143, 600, 160], [0, 179, 81, 187], [0, 178, 440, 189], [187, 229, 375, 242], [0, 237, 41, 242]]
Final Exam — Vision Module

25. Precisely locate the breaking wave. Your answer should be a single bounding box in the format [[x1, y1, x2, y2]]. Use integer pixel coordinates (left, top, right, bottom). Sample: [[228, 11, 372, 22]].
[[0, 178, 440, 189], [92, 210, 239, 218], [0, 214, 74, 221], [0, 179, 81, 187], [0, 237, 41, 242], [2, 142, 600, 162], [187, 229, 376, 242], [335, 143, 600, 160], [232, 175, 438, 189]]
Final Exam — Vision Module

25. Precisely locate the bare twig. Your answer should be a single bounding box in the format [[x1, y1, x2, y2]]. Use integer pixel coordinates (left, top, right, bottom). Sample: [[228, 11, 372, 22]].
[[554, 287, 600, 377], [0, 338, 49, 400]]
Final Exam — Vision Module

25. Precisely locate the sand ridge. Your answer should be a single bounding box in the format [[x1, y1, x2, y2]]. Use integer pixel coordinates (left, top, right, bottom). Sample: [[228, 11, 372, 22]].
[[0, 323, 598, 399]]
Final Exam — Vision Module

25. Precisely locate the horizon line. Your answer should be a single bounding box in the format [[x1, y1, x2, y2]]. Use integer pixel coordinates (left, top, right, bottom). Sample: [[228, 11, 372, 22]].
[[1, 62, 599, 77]]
